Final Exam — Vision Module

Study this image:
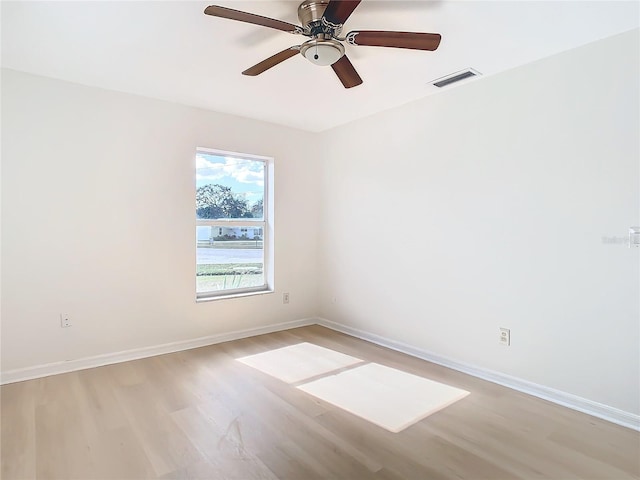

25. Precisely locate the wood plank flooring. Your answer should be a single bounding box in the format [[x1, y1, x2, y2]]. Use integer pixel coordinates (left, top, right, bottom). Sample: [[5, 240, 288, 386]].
[[2, 325, 639, 479]]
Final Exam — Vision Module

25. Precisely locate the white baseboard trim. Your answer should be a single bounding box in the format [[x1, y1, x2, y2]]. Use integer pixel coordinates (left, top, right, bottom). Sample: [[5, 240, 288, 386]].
[[0, 318, 316, 385], [316, 317, 640, 432]]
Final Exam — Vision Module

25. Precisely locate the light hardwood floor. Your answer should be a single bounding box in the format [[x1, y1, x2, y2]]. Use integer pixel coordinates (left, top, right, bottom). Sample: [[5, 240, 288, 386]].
[[2, 325, 639, 479]]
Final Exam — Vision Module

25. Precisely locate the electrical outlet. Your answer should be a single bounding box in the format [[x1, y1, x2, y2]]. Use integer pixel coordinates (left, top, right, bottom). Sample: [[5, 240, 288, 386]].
[[60, 314, 72, 328], [499, 328, 510, 346], [283, 293, 290, 304]]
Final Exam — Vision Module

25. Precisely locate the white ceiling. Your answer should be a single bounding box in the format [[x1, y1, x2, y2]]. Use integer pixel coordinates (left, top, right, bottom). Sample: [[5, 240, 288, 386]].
[[2, 1, 638, 132]]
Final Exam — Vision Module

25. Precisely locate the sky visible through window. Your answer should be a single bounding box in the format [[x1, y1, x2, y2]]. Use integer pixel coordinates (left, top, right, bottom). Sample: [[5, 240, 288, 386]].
[[196, 152, 264, 207]]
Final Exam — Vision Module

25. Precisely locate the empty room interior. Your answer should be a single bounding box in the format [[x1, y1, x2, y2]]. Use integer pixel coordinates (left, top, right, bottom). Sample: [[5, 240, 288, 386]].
[[1, 1, 639, 479]]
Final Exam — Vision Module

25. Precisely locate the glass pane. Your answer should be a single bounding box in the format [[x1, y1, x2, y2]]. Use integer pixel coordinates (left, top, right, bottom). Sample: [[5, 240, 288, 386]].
[[196, 226, 264, 294], [196, 152, 264, 221]]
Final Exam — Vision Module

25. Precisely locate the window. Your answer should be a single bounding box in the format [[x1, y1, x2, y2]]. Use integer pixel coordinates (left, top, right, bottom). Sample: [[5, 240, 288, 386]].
[[195, 148, 272, 299]]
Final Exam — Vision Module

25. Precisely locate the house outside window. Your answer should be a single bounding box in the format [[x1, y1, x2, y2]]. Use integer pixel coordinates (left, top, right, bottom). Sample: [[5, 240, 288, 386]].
[[195, 148, 273, 299]]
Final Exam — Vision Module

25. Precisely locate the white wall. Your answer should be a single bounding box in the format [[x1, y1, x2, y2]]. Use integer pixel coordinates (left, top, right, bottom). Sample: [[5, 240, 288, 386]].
[[1, 69, 320, 371], [318, 30, 640, 414]]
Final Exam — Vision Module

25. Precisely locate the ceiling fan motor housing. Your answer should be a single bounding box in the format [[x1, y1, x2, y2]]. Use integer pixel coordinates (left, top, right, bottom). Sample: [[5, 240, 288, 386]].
[[298, 0, 343, 37], [298, 0, 329, 28]]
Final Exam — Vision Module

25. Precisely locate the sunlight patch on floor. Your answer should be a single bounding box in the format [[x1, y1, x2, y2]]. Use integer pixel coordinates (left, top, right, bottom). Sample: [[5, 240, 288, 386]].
[[237, 343, 469, 432]]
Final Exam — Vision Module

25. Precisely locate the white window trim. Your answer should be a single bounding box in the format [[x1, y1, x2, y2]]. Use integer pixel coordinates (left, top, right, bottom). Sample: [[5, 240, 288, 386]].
[[195, 147, 274, 301]]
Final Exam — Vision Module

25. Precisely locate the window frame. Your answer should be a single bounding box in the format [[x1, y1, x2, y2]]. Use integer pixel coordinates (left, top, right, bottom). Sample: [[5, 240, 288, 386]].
[[195, 147, 274, 301]]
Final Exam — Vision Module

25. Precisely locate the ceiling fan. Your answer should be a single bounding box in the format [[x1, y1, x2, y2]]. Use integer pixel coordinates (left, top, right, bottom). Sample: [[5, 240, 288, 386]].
[[204, 0, 441, 88]]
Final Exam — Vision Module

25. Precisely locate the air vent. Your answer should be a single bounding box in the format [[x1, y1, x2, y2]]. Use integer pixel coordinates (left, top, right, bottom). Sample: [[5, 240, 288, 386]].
[[431, 68, 481, 88]]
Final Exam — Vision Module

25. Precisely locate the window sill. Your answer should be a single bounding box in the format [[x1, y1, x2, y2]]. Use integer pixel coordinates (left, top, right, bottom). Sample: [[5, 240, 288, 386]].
[[196, 288, 274, 303]]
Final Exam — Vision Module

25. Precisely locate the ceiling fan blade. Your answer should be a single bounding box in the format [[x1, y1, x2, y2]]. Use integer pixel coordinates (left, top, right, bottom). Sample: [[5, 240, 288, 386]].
[[204, 5, 301, 34], [322, 0, 362, 25], [242, 47, 301, 76], [331, 55, 363, 89], [347, 30, 441, 51]]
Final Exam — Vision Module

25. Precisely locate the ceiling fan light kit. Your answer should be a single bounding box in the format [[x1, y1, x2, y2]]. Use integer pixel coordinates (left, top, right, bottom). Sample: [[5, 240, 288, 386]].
[[204, 0, 441, 88], [300, 38, 345, 66]]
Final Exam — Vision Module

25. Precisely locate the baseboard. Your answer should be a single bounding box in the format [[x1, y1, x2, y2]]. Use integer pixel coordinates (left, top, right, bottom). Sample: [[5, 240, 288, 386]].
[[0, 318, 316, 385], [316, 317, 640, 432]]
